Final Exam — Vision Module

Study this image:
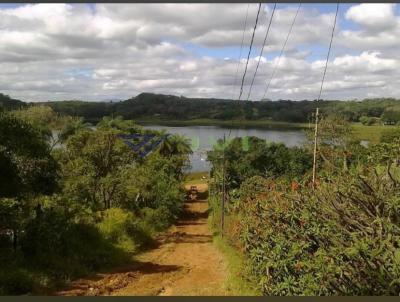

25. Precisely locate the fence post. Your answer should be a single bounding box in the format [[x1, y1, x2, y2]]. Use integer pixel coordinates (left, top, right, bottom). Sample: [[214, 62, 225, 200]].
[[312, 107, 319, 188]]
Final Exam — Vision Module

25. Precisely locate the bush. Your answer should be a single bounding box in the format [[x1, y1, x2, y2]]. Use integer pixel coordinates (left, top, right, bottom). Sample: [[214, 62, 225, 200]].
[[97, 208, 153, 253], [208, 137, 312, 189], [0, 269, 36, 295], [140, 206, 175, 233], [238, 163, 400, 295], [20, 207, 127, 280], [359, 116, 380, 125]]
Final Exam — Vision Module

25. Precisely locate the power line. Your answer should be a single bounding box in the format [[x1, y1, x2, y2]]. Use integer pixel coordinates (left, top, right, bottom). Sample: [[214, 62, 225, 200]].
[[229, 4, 250, 140], [262, 3, 301, 100], [317, 2, 339, 102], [232, 4, 250, 100], [238, 3, 262, 101], [246, 3, 277, 101]]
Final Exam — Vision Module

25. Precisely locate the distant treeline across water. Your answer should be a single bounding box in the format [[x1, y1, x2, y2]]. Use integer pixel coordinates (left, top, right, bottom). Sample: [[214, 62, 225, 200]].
[[1, 92, 400, 124]]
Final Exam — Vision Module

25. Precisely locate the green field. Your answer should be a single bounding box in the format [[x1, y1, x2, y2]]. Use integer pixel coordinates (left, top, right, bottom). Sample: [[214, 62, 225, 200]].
[[184, 171, 209, 185], [351, 123, 397, 143]]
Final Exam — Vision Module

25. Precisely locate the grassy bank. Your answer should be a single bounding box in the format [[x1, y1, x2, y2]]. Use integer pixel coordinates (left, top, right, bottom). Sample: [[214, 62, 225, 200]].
[[212, 234, 260, 296], [351, 123, 397, 143], [184, 171, 258, 295]]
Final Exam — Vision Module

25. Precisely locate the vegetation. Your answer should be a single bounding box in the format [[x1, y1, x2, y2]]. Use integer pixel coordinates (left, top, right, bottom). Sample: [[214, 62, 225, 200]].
[[0, 92, 397, 127], [0, 106, 192, 294], [3, 92, 400, 144], [2, 90, 400, 295], [212, 234, 261, 296], [208, 114, 400, 295], [351, 123, 397, 144], [0, 94, 26, 111], [208, 137, 312, 189]]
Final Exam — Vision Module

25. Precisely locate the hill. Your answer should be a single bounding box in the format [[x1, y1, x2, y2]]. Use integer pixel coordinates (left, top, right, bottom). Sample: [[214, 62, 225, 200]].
[[3, 92, 400, 124], [0, 93, 27, 110]]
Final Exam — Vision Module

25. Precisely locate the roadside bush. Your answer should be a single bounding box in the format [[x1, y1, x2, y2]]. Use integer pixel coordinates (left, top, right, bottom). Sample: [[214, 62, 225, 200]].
[[238, 161, 400, 295], [20, 207, 127, 280], [124, 155, 185, 215], [0, 268, 36, 295], [140, 205, 175, 233], [97, 208, 153, 253]]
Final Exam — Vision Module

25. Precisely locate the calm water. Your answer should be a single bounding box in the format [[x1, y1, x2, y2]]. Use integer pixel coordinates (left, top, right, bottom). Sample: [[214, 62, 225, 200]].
[[143, 125, 306, 172]]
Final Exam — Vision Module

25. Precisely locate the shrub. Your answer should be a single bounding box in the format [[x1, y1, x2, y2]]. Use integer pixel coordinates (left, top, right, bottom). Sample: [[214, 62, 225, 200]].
[[359, 116, 380, 125], [208, 137, 312, 189], [0, 269, 36, 295], [20, 207, 127, 280], [140, 206, 175, 233], [238, 163, 400, 295], [97, 208, 153, 253]]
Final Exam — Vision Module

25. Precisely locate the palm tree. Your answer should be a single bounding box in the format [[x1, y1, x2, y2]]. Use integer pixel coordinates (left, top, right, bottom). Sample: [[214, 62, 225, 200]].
[[159, 134, 193, 157]]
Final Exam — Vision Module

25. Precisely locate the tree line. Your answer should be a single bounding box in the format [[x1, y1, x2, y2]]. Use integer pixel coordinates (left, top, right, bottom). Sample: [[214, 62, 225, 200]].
[[2, 92, 400, 124]]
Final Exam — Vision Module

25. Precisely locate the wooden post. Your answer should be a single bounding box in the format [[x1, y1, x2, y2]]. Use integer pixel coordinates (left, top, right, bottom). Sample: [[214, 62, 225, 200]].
[[221, 134, 226, 237], [312, 107, 319, 188]]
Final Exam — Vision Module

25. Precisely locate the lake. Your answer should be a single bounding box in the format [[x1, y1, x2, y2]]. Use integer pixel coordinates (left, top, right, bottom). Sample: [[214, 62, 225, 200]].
[[143, 125, 306, 172]]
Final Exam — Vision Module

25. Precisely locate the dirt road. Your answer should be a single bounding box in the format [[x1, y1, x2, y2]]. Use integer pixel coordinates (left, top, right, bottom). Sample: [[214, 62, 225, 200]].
[[57, 183, 232, 296]]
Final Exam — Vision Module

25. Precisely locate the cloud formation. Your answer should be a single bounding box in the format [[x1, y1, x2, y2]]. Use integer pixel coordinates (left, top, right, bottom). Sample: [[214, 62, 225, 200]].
[[0, 3, 399, 101]]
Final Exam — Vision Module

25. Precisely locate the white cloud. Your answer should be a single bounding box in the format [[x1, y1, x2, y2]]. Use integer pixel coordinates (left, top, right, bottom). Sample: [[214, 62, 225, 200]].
[[0, 3, 400, 102], [339, 3, 400, 54], [345, 4, 397, 31]]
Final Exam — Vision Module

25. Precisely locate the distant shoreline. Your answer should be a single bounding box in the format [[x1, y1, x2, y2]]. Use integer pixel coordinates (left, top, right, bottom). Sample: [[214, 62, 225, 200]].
[[135, 118, 397, 144], [136, 118, 309, 129]]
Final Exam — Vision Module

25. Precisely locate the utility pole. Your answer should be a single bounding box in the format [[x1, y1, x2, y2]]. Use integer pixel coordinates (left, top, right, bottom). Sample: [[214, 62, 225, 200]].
[[221, 134, 226, 237], [312, 107, 319, 188]]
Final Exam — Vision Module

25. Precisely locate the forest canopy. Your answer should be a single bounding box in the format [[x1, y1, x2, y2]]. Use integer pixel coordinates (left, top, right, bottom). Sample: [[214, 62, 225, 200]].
[[2, 92, 400, 125]]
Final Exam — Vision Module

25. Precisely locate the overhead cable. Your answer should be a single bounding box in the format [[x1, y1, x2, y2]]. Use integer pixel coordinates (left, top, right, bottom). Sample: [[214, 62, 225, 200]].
[[246, 3, 277, 101], [238, 3, 262, 100], [232, 4, 250, 100], [262, 3, 301, 100]]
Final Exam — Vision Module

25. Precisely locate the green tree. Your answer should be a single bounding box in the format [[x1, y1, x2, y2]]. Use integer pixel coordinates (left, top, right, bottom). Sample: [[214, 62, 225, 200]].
[[0, 113, 58, 198], [0, 112, 58, 252], [158, 134, 192, 177], [208, 136, 312, 189], [382, 109, 400, 125], [58, 116, 92, 143], [159, 134, 192, 157], [97, 116, 141, 133], [59, 128, 135, 210], [123, 154, 184, 215]]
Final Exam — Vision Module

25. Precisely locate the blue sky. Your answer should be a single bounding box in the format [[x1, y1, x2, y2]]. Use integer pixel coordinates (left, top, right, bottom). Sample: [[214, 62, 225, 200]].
[[0, 3, 399, 101], [0, 3, 362, 61]]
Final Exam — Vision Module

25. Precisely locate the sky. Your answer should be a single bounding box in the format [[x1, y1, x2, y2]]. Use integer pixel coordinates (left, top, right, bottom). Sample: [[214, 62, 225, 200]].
[[0, 3, 399, 102]]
